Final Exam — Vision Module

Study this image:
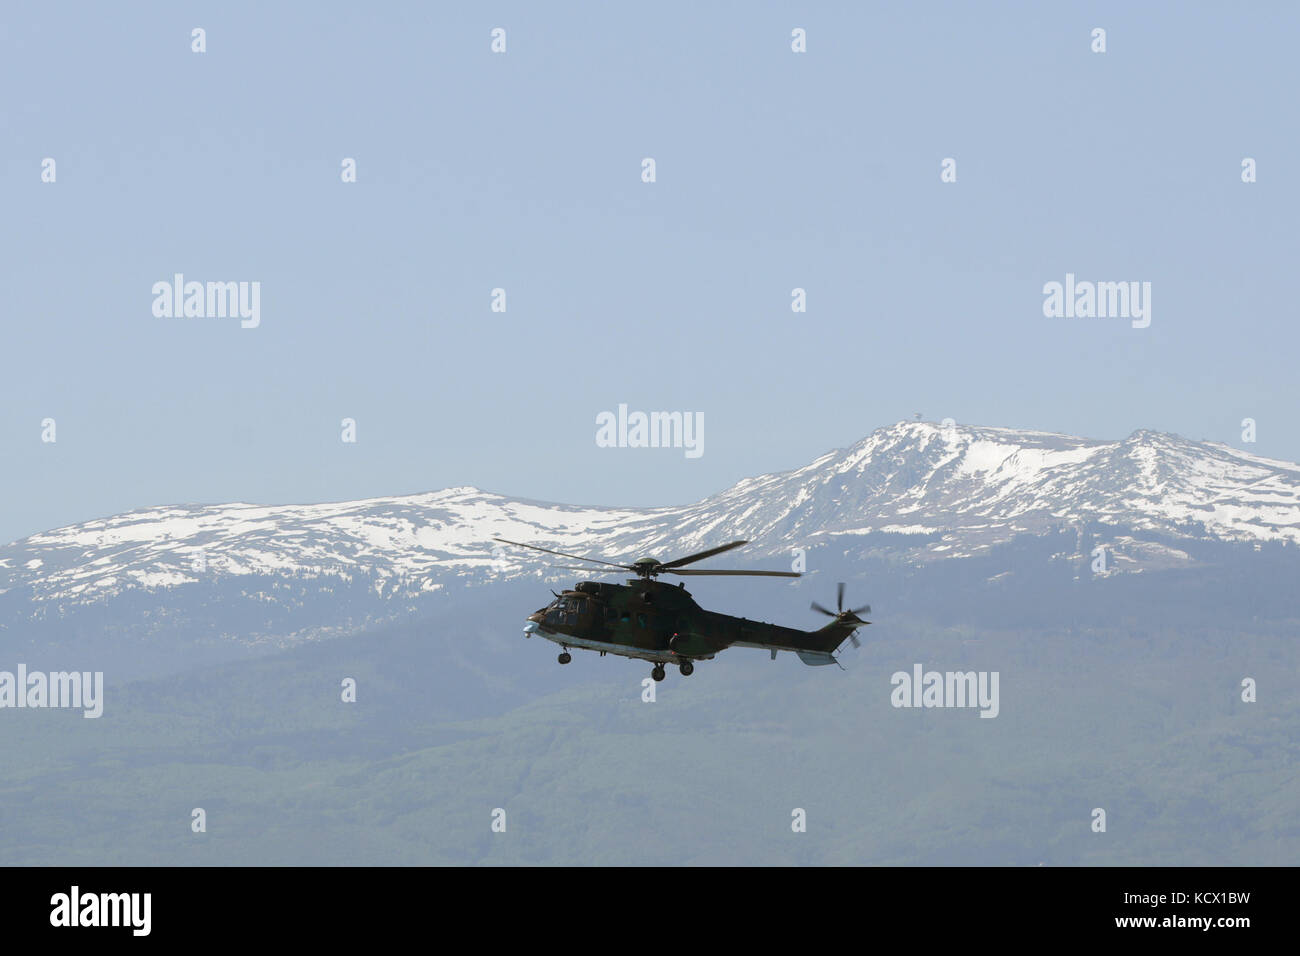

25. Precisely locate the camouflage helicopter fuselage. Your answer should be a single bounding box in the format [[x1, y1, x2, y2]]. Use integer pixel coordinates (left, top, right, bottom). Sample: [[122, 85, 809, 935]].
[[498, 537, 870, 681], [523, 577, 865, 671]]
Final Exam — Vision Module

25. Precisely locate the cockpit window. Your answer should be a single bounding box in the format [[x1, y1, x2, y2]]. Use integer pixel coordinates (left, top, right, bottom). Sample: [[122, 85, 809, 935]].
[[544, 596, 588, 625]]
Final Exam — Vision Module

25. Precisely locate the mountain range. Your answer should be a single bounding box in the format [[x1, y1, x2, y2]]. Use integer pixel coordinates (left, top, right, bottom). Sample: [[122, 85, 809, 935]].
[[3, 420, 1298, 867], [2, 420, 1298, 661]]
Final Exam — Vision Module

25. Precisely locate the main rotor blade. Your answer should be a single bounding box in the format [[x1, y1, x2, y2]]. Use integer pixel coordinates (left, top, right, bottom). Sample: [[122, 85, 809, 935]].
[[837, 582, 845, 612], [667, 568, 801, 577], [549, 565, 624, 574], [851, 604, 872, 616], [810, 601, 837, 616], [657, 540, 750, 570], [492, 537, 632, 570]]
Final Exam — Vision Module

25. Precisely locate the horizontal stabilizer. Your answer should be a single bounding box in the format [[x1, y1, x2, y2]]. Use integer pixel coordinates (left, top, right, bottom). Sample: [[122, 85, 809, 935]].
[[795, 649, 838, 666]]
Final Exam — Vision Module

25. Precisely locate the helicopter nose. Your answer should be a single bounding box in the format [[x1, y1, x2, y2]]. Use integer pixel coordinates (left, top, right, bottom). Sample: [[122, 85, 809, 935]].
[[523, 613, 542, 635]]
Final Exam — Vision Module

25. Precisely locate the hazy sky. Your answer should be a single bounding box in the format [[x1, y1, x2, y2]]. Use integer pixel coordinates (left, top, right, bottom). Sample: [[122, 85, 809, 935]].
[[3, 1, 1297, 545]]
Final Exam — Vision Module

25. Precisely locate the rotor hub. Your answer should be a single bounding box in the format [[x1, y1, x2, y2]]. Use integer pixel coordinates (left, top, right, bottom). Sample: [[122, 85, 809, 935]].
[[631, 557, 663, 578]]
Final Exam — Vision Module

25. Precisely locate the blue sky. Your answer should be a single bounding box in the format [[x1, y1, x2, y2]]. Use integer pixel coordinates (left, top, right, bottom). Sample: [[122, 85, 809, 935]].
[[3, 1, 1297, 545]]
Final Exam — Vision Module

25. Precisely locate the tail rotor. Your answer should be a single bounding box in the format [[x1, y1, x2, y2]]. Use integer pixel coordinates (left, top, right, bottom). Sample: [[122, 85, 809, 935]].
[[810, 582, 871, 647]]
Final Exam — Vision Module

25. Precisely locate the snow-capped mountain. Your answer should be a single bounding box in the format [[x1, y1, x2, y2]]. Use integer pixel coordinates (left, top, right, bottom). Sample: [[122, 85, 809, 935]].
[[2, 421, 1299, 618]]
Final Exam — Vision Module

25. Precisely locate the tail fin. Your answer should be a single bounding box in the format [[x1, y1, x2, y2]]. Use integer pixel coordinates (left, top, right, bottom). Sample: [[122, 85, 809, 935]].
[[795, 615, 869, 665], [803, 584, 871, 661]]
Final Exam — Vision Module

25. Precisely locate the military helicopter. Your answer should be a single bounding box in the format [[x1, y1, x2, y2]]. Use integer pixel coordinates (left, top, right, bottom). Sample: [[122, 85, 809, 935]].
[[493, 537, 870, 682]]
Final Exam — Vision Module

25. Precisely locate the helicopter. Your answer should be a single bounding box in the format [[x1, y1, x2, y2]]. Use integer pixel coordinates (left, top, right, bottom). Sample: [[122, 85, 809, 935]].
[[493, 537, 870, 682]]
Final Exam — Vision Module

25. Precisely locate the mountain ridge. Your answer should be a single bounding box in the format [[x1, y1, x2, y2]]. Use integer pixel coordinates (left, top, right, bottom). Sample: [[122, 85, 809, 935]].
[[3, 421, 1299, 614]]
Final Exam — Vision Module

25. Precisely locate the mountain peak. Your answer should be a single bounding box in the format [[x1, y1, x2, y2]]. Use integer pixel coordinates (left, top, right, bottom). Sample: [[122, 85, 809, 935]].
[[4, 423, 1299, 611]]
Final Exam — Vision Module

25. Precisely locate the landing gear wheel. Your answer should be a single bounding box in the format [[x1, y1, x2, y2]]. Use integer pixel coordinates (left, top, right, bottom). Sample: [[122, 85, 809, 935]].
[[558, 652, 571, 665], [651, 665, 666, 682], [679, 661, 694, 676]]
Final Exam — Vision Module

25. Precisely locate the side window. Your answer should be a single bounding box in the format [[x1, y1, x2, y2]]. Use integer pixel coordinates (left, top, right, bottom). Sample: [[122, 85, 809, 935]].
[[636, 613, 647, 629]]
